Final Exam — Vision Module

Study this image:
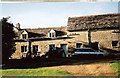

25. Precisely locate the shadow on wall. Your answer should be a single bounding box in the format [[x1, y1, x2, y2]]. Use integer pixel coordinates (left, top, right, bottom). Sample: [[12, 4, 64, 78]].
[[56, 31, 67, 36], [100, 46, 120, 53]]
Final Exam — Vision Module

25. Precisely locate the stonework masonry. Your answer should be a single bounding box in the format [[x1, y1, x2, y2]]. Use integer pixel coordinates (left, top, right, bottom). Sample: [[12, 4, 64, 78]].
[[11, 13, 120, 59]]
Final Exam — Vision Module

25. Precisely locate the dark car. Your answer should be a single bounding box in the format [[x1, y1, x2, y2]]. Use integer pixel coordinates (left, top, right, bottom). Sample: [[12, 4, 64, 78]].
[[45, 47, 66, 58]]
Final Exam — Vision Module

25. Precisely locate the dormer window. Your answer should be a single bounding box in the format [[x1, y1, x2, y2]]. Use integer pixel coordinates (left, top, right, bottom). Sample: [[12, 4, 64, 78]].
[[22, 34, 27, 39], [50, 33, 55, 37], [20, 30, 28, 40], [48, 29, 56, 38]]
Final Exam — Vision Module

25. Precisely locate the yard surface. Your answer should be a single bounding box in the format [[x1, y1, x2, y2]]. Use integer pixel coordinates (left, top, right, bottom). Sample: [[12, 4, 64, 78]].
[[1, 68, 72, 76], [42, 61, 118, 76], [1, 56, 119, 76]]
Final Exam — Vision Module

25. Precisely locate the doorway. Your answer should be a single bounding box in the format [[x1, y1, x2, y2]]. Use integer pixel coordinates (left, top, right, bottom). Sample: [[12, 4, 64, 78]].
[[91, 42, 99, 51], [61, 44, 68, 57], [76, 43, 82, 48]]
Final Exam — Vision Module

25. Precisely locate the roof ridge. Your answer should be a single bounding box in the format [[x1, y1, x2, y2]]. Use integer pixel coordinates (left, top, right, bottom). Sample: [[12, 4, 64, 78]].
[[68, 13, 120, 19], [24, 26, 66, 30]]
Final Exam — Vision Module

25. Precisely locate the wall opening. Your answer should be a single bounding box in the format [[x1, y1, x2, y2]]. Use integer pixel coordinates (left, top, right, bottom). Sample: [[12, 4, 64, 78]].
[[33, 45, 38, 54], [22, 34, 27, 39], [61, 44, 68, 57], [91, 42, 99, 51], [21, 45, 27, 58], [21, 46, 27, 52], [76, 43, 82, 48], [49, 44, 55, 50], [112, 41, 118, 47]]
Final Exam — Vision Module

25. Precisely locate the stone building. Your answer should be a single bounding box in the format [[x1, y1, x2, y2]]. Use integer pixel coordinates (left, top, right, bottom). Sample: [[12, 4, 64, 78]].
[[67, 13, 120, 52], [12, 26, 71, 59], [11, 13, 120, 59]]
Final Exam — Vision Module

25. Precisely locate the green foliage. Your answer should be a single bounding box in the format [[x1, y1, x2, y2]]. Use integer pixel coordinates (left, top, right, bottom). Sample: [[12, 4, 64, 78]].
[[1, 17, 15, 63], [111, 60, 120, 76], [1, 68, 72, 76]]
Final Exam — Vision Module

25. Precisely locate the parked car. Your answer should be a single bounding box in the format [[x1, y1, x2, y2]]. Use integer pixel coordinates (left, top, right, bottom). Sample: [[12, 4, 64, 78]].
[[98, 49, 109, 56], [45, 47, 66, 58], [72, 48, 107, 56]]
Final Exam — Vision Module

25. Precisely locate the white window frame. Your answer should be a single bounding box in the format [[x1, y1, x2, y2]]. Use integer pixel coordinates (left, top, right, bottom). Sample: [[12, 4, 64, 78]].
[[48, 29, 56, 38], [22, 34, 27, 39]]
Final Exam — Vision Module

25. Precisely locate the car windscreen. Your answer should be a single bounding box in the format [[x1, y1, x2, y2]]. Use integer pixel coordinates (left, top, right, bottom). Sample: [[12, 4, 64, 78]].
[[75, 49, 95, 52]]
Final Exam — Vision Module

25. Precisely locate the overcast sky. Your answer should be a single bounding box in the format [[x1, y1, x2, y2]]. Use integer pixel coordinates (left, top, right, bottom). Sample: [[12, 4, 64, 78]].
[[1, 2, 118, 28]]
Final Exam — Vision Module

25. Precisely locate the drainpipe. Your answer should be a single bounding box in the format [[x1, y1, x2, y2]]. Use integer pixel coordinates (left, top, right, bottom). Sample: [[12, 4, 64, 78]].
[[88, 29, 91, 47], [27, 39, 32, 58]]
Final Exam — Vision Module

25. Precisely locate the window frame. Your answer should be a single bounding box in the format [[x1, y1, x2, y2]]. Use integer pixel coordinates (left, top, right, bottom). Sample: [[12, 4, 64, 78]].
[[48, 29, 56, 38], [22, 34, 27, 39], [52, 33, 55, 37], [33, 45, 38, 53], [21, 46, 27, 52]]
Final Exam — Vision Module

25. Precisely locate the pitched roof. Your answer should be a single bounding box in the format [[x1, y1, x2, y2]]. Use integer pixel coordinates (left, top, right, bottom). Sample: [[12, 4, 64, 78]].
[[67, 13, 120, 31], [15, 26, 67, 39], [26, 26, 66, 36]]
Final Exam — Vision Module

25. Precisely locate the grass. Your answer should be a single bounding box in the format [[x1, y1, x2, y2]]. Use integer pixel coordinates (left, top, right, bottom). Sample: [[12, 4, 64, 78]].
[[111, 60, 120, 76], [1, 68, 72, 76]]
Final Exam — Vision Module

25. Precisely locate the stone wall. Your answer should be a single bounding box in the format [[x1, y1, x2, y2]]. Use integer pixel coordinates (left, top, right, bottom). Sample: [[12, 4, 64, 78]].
[[68, 29, 120, 52], [67, 13, 120, 52], [31, 39, 68, 53], [12, 35, 88, 59], [11, 42, 29, 59], [12, 39, 70, 59], [91, 29, 120, 51], [12, 29, 120, 59], [67, 31, 89, 43]]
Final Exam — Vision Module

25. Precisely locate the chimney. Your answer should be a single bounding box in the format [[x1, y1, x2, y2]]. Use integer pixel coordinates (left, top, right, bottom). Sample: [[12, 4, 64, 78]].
[[16, 23, 21, 29]]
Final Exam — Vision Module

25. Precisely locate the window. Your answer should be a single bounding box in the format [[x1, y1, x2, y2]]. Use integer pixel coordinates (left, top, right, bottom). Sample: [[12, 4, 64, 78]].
[[112, 41, 118, 47], [49, 44, 55, 50], [21, 46, 27, 52], [49, 33, 52, 38], [76, 43, 82, 48], [22, 34, 27, 39], [52, 33, 55, 37], [48, 29, 56, 38], [33, 45, 38, 53], [49, 33, 55, 38]]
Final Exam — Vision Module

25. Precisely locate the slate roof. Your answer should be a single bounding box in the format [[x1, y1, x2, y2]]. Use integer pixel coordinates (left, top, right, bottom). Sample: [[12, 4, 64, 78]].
[[67, 13, 120, 31]]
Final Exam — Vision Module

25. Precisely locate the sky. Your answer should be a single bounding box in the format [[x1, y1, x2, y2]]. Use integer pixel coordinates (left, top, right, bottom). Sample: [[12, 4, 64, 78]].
[[1, 2, 118, 28]]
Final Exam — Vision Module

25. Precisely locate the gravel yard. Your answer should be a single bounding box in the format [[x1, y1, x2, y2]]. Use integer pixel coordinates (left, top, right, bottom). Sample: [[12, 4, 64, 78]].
[[2, 55, 119, 76], [40, 57, 119, 76], [43, 62, 117, 76]]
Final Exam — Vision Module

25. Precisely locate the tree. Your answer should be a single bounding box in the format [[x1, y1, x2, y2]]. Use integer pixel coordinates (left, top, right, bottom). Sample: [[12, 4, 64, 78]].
[[1, 17, 15, 64]]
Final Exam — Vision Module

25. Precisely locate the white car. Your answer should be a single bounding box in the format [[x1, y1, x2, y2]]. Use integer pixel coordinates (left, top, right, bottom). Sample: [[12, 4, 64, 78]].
[[72, 48, 106, 56]]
